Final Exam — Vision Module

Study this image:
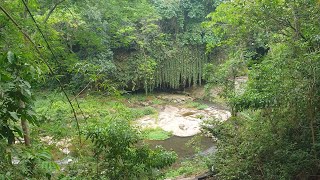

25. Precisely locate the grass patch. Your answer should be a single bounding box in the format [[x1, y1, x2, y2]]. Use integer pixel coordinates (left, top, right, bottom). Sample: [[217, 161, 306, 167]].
[[124, 94, 149, 103], [141, 106, 157, 115], [152, 98, 164, 105], [142, 128, 172, 140], [186, 102, 209, 110], [197, 104, 209, 110], [34, 92, 157, 139]]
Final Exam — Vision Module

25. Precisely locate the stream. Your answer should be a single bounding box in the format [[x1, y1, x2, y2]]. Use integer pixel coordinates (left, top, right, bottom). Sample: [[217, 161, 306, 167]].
[[136, 93, 230, 159], [145, 135, 216, 159]]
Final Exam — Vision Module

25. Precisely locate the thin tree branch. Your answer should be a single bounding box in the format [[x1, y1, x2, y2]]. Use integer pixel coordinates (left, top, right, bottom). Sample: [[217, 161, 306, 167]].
[[72, 70, 103, 101], [285, 19, 307, 41], [43, 0, 65, 23], [73, 92, 88, 125]]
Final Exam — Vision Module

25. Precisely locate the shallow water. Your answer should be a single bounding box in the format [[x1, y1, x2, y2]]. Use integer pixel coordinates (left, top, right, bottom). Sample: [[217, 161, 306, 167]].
[[145, 135, 215, 159]]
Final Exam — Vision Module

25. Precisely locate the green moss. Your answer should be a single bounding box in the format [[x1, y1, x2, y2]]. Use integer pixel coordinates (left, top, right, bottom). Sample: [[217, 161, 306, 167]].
[[142, 128, 172, 140], [196, 104, 209, 110], [185, 102, 209, 110]]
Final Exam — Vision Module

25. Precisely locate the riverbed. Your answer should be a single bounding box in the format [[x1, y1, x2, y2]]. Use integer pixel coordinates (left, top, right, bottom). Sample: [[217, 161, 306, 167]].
[[146, 135, 216, 159]]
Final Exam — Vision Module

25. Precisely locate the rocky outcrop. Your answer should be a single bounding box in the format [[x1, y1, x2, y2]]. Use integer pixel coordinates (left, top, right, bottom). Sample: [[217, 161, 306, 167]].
[[136, 105, 230, 137]]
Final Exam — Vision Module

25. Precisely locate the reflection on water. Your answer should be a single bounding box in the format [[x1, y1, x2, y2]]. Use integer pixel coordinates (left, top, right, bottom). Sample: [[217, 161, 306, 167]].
[[145, 135, 215, 159]]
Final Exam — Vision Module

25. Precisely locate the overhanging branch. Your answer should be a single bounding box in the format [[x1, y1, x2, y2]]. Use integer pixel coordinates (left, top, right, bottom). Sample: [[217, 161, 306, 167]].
[[43, 0, 65, 23]]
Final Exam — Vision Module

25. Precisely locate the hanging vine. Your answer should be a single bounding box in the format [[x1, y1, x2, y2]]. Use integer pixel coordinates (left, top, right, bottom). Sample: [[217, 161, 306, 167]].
[[154, 45, 207, 89]]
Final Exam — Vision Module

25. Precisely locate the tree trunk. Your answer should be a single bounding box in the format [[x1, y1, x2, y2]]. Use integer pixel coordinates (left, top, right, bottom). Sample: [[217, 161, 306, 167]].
[[20, 100, 31, 147], [292, 2, 300, 40], [308, 67, 317, 158], [21, 119, 31, 147], [21, 2, 31, 147]]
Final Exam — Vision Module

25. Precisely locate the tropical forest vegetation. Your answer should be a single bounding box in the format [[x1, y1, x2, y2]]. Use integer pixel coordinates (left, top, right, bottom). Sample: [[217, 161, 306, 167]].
[[1, 0, 320, 179]]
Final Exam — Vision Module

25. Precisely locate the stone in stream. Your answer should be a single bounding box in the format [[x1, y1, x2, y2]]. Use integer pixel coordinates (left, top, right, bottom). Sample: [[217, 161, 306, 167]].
[[179, 124, 186, 130]]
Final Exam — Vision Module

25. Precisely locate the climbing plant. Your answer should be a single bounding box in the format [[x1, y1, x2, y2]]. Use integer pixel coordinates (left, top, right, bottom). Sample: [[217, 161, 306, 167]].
[[155, 46, 207, 89]]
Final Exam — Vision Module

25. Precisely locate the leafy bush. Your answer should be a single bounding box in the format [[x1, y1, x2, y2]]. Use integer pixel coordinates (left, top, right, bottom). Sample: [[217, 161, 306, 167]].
[[0, 140, 59, 179], [83, 119, 177, 179], [205, 112, 319, 180], [165, 158, 208, 179]]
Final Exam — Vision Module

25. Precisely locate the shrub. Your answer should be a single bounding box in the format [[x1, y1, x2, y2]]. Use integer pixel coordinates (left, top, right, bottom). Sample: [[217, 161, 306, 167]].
[[84, 119, 177, 179]]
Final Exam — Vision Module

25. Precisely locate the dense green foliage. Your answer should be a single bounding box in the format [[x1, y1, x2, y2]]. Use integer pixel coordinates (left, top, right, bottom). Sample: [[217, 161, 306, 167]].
[[0, 52, 37, 144], [203, 0, 320, 179], [1, 90, 178, 178], [86, 119, 177, 179], [0, 52, 58, 179], [2, 0, 320, 179], [1, 0, 215, 93]]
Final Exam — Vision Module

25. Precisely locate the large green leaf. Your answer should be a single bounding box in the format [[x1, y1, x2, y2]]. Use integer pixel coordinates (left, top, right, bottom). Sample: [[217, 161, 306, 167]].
[[9, 111, 19, 121], [7, 51, 15, 64]]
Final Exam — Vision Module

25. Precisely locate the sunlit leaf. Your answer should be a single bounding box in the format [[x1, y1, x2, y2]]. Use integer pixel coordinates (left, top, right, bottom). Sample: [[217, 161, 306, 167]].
[[9, 111, 19, 121]]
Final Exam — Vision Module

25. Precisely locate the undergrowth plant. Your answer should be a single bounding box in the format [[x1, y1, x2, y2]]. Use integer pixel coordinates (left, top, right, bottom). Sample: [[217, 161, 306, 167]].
[[84, 119, 177, 179]]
